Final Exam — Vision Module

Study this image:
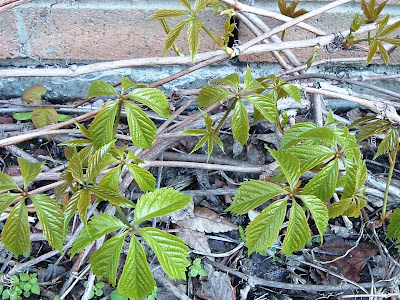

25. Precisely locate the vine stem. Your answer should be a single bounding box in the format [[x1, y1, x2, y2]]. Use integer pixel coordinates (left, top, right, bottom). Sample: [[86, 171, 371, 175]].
[[381, 141, 399, 222], [200, 23, 220, 45], [214, 97, 239, 133], [113, 100, 123, 138], [115, 205, 130, 226]]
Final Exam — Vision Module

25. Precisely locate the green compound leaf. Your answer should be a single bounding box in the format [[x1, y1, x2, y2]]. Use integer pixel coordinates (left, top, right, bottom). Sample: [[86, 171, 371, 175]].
[[86, 140, 116, 184], [243, 66, 263, 92], [357, 119, 391, 142], [244, 94, 278, 124], [31, 106, 58, 129], [90, 232, 127, 286], [63, 189, 81, 232], [180, 129, 208, 136], [227, 180, 285, 215], [58, 138, 91, 148], [328, 198, 352, 218], [0, 173, 18, 191], [178, 0, 191, 10], [77, 189, 91, 224], [287, 145, 334, 174], [246, 198, 287, 255], [232, 100, 249, 146], [212, 73, 240, 91], [296, 127, 336, 146], [163, 19, 188, 55], [127, 88, 171, 118], [30, 194, 64, 252], [197, 85, 233, 108], [124, 101, 157, 149], [138, 227, 188, 279], [70, 213, 128, 257], [280, 122, 317, 150], [87, 80, 118, 98], [282, 201, 311, 256], [21, 84, 46, 104], [89, 101, 118, 148], [68, 151, 84, 185], [342, 159, 367, 199], [2, 201, 31, 256], [150, 9, 188, 20], [117, 236, 156, 299], [187, 18, 202, 63], [0, 193, 19, 215], [280, 83, 301, 103], [98, 166, 121, 192], [134, 188, 192, 225], [268, 148, 300, 189], [366, 39, 378, 64], [377, 41, 389, 65], [374, 127, 399, 159], [18, 157, 43, 189], [302, 159, 339, 202], [13, 112, 33, 121], [127, 164, 156, 192], [297, 195, 328, 243], [386, 208, 400, 251], [88, 186, 134, 208]]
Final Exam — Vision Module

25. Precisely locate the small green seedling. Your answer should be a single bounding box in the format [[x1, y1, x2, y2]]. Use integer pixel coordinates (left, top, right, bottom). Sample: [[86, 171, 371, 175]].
[[0, 272, 40, 300], [188, 258, 207, 277], [84, 281, 106, 299]]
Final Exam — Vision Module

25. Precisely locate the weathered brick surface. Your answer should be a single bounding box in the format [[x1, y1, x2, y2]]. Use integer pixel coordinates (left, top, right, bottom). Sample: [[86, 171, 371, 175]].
[[0, 0, 399, 65], [0, 11, 19, 59]]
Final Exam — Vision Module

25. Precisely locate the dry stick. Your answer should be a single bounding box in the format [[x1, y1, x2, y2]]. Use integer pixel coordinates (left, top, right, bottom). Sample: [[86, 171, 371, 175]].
[[241, 12, 303, 68], [204, 258, 387, 293], [299, 85, 400, 124], [0, 0, 33, 13], [235, 0, 350, 54], [0, 108, 101, 148], [141, 160, 276, 174], [4, 145, 51, 171], [237, 14, 293, 71], [353, 73, 400, 81], [287, 73, 400, 99], [219, 0, 326, 36]]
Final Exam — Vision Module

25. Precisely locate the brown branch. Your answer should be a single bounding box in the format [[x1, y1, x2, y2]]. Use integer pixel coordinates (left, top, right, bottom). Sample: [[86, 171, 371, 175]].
[[0, 0, 33, 13]]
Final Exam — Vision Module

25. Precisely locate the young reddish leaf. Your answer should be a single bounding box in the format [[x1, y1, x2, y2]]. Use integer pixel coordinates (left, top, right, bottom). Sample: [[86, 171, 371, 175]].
[[30, 194, 64, 252], [18, 157, 43, 189], [134, 188, 192, 225], [366, 39, 378, 64], [124, 101, 157, 149], [0, 173, 18, 191], [88, 101, 118, 148], [187, 18, 202, 63], [138, 227, 188, 279], [127, 164, 156, 192], [297, 195, 328, 243], [197, 85, 233, 108], [232, 100, 249, 146], [117, 237, 156, 299], [246, 198, 287, 254], [21, 85, 46, 104], [70, 213, 128, 257], [87, 80, 118, 98], [282, 201, 311, 256], [127, 88, 171, 118], [302, 160, 339, 202], [1, 201, 31, 256], [90, 232, 128, 286], [150, 9, 188, 20], [227, 180, 285, 215], [31, 107, 58, 129]]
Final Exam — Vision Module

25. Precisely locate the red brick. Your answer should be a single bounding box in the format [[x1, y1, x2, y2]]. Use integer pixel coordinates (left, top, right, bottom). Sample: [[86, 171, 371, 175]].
[[0, 11, 19, 59]]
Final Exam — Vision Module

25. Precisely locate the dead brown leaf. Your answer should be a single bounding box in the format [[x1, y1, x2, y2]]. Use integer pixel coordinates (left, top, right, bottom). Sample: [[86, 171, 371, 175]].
[[176, 206, 238, 233], [317, 238, 378, 282], [175, 226, 211, 253]]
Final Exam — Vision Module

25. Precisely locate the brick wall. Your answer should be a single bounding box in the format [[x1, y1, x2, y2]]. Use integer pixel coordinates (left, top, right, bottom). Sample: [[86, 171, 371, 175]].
[[1, 0, 400, 66]]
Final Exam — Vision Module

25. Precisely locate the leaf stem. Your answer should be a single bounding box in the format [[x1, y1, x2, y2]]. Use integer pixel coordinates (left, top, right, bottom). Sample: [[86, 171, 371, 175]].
[[201, 23, 220, 45], [214, 97, 239, 133], [113, 100, 123, 138], [381, 140, 399, 222], [116, 205, 130, 226]]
